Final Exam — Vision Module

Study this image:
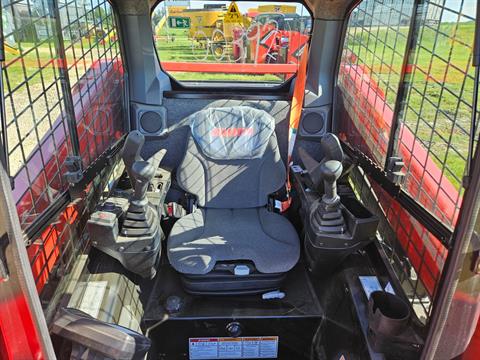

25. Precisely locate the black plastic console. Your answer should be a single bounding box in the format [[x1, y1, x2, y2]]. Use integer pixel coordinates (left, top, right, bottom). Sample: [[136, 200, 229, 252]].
[[87, 167, 170, 279], [307, 188, 379, 273], [87, 131, 171, 279], [292, 165, 379, 274]]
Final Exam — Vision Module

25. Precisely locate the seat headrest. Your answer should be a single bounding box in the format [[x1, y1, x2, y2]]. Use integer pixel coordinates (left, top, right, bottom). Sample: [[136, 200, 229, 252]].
[[190, 106, 275, 160]]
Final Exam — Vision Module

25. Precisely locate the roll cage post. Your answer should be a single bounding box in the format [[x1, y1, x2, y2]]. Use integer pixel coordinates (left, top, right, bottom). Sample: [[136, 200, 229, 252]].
[[0, 113, 55, 359], [422, 3, 480, 358]]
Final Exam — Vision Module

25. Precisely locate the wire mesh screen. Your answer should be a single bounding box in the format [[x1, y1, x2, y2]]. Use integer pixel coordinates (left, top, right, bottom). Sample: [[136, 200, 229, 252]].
[[337, 0, 415, 164], [393, 0, 478, 228], [57, 0, 125, 167], [1, 0, 126, 294], [336, 0, 478, 324], [2, 0, 73, 229], [350, 166, 447, 324], [31, 153, 123, 300], [1, 0, 125, 230], [338, 0, 478, 230], [28, 203, 85, 295]]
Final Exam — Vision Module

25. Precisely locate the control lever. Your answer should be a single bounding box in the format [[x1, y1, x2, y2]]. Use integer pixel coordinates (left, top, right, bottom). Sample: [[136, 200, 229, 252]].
[[298, 133, 344, 193], [312, 159, 346, 234], [150, 148, 167, 172], [320, 160, 342, 208], [131, 160, 155, 208], [299, 146, 346, 234], [297, 134, 380, 273], [87, 131, 168, 279], [122, 130, 145, 189]]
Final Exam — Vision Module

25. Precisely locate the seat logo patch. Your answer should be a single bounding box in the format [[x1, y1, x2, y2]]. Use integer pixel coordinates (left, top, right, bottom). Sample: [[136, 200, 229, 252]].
[[211, 127, 254, 137]]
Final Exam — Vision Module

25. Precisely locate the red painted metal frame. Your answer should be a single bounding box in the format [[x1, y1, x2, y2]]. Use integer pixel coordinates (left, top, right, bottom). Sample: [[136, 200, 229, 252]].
[[161, 61, 298, 74], [0, 293, 46, 359]]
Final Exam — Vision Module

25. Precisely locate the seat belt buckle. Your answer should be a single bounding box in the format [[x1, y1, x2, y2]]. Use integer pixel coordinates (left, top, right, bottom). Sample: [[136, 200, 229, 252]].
[[276, 198, 292, 213], [166, 202, 187, 218], [269, 192, 291, 213]]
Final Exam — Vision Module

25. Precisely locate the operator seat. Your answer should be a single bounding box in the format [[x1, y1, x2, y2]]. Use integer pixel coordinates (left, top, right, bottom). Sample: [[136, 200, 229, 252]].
[[167, 106, 300, 295]]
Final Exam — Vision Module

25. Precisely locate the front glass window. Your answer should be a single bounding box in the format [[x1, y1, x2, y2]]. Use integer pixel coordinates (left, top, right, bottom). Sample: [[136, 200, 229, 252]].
[[152, 1, 312, 85]]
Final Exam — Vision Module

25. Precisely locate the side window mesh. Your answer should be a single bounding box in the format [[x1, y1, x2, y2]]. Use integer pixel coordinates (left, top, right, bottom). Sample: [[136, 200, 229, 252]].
[[338, 0, 415, 164], [2, 0, 73, 228], [393, 0, 478, 228], [58, 0, 125, 167], [1, 0, 126, 231], [1, 0, 126, 296]]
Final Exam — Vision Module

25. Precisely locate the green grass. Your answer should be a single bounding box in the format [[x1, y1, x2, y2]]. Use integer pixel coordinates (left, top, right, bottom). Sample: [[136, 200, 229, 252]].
[[154, 27, 284, 83], [3, 36, 118, 175]]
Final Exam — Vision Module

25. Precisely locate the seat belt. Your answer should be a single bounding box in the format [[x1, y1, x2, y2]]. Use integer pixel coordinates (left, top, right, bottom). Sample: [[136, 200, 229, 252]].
[[277, 43, 309, 212]]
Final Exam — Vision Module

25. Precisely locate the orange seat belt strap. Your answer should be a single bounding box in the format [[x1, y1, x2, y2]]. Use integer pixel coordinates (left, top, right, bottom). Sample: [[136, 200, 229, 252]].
[[280, 43, 309, 212]]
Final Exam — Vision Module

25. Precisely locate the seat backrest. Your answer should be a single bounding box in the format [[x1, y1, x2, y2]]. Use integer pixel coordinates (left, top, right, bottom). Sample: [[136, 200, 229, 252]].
[[177, 106, 286, 208]]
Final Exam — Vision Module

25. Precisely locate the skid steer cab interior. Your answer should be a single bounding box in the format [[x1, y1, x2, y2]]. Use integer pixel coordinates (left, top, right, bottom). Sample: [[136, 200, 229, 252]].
[[2, 0, 480, 360]]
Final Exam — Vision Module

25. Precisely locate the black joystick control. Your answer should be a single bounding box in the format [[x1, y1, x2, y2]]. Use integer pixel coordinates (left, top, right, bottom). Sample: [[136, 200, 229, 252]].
[[298, 142, 345, 233], [320, 160, 342, 207], [311, 159, 346, 234], [297, 134, 380, 274], [122, 130, 166, 194], [122, 130, 145, 189], [130, 160, 155, 209], [122, 158, 159, 237], [87, 131, 166, 279]]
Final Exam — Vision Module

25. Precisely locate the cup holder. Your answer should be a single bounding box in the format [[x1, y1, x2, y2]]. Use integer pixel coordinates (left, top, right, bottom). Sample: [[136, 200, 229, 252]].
[[368, 291, 410, 336]]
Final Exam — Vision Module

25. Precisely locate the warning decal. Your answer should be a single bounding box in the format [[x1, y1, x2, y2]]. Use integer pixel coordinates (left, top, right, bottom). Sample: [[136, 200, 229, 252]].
[[189, 336, 278, 359], [224, 2, 242, 23]]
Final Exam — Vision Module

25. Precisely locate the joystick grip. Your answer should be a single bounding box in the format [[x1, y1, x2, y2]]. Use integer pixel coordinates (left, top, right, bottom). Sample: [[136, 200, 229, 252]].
[[122, 131, 145, 188], [131, 160, 155, 204], [320, 160, 343, 204]]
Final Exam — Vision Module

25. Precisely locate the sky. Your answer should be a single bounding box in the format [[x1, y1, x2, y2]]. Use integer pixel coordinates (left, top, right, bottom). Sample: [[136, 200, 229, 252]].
[[169, 0, 477, 21], [443, 0, 476, 21], [169, 0, 309, 15]]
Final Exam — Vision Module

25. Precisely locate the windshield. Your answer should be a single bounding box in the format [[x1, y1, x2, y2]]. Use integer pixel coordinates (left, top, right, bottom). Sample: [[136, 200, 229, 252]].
[[151, 0, 312, 85]]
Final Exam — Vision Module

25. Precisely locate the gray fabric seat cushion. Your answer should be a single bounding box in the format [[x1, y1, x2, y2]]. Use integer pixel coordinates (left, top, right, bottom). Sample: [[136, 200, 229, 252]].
[[168, 208, 300, 275]]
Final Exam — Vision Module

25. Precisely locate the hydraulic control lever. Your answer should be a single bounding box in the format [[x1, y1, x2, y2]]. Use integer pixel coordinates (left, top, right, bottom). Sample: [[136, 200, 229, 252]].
[[122, 130, 167, 192], [131, 160, 156, 208], [299, 135, 346, 234], [87, 131, 169, 279], [312, 159, 345, 234], [297, 134, 379, 273], [320, 160, 343, 208], [122, 130, 145, 189]]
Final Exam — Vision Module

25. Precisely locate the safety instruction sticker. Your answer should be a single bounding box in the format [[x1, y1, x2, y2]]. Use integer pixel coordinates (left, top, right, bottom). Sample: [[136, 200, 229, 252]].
[[189, 336, 278, 359]]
